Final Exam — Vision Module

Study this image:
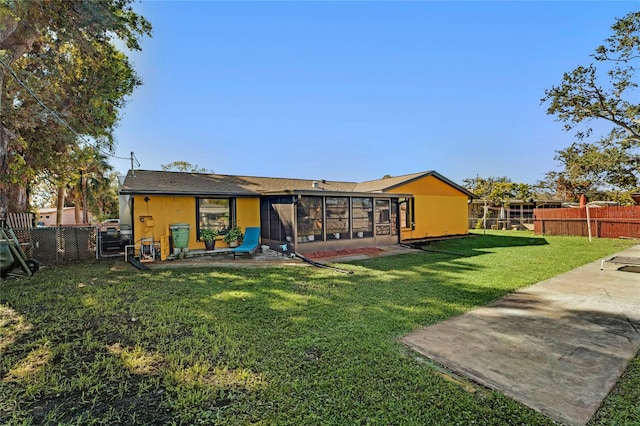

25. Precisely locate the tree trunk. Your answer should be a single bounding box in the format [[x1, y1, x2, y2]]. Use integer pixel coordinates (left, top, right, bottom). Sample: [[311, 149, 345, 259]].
[[0, 70, 7, 225], [0, 15, 37, 223], [56, 186, 65, 226], [7, 184, 28, 212], [81, 169, 88, 224], [74, 199, 81, 224]]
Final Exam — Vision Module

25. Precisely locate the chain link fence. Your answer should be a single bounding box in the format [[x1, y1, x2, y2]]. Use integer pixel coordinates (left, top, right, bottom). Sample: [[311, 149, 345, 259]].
[[12, 226, 98, 263]]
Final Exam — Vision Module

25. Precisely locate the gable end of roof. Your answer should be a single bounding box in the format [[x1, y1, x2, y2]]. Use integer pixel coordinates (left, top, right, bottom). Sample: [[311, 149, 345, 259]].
[[356, 171, 476, 198]]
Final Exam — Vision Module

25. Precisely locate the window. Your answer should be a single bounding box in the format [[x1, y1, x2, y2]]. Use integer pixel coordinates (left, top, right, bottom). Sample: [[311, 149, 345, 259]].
[[375, 199, 391, 236], [375, 199, 390, 223], [391, 199, 399, 236], [260, 199, 270, 238], [352, 197, 373, 238], [197, 198, 234, 239], [297, 196, 323, 242], [261, 197, 294, 242], [325, 197, 349, 240], [399, 198, 413, 229]]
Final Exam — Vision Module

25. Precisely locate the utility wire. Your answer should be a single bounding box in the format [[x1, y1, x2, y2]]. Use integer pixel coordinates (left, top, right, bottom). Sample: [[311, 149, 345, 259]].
[[0, 56, 131, 161]]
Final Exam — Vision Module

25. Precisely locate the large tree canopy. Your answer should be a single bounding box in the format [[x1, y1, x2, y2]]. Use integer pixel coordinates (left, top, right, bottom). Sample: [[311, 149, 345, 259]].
[[161, 161, 212, 174], [462, 176, 533, 205], [0, 0, 151, 220], [542, 10, 640, 199]]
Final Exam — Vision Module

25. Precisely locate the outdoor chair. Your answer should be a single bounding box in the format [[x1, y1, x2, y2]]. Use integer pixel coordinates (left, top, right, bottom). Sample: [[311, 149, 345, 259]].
[[232, 227, 261, 259]]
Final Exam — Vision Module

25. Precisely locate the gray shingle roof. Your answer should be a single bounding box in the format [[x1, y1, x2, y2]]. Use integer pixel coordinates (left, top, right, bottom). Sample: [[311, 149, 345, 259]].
[[354, 171, 428, 192], [120, 169, 475, 198], [120, 170, 357, 196]]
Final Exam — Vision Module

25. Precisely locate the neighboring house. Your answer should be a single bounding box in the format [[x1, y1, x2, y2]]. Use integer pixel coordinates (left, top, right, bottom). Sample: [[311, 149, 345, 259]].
[[469, 199, 626, 231], [119, 169, 475, 255], [37, 207, 93, 226], [468, 199, 565, 230]]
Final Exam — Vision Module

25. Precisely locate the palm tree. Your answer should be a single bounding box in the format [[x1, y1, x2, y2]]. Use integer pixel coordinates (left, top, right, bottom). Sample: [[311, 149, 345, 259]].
[[78, 147, 114, 223], [61, 146, 114, 224]]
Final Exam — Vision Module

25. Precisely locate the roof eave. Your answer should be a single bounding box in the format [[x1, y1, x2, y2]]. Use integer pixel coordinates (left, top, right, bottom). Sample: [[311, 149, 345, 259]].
[[119, 189, 261, 197], [262, 189, 413, 198]]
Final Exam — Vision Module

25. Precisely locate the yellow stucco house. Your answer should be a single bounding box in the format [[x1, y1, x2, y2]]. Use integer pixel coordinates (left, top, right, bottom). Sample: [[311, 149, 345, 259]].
[[119, 170, 475, 256]]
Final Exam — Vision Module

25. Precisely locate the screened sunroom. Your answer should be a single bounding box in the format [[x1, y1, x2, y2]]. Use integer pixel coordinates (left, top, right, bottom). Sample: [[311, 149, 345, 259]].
[[259, 191, 411, 253]]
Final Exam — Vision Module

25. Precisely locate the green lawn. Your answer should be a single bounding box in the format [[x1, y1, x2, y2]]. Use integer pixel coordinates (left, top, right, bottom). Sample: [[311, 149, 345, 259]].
[[1, 231, 639, 425]]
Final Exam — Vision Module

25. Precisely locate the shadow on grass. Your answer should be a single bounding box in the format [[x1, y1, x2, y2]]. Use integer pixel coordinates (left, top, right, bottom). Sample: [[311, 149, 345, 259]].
[[438, 232, 548, 249], [410, 232, 549, 260], [351, 233, 549, 279]]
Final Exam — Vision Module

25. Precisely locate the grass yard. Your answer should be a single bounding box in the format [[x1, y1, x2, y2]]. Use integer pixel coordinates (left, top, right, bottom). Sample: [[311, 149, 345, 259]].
[[1, 231, 639, 425]]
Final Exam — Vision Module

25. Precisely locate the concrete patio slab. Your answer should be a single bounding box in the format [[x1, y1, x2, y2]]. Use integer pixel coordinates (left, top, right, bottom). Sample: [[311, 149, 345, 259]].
[[401, 245, 640, 426]]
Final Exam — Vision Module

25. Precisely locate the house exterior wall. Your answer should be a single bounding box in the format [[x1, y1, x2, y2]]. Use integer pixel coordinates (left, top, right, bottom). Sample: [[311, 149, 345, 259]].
[[131, 195, 262, 251], [132, 195, 196, 248], [388, 175, 469, 239], [38, 208, 92, 226], [236, 198, 261, 229]]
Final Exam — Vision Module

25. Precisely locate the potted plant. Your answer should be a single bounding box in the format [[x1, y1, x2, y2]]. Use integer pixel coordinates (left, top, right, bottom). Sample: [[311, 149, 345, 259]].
[[200, 228, 219, 251], [223, 226, 243, 247]]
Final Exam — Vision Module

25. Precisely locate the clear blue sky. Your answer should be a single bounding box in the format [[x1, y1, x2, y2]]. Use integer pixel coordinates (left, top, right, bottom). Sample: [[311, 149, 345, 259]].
[[111, 1, 636, 186]]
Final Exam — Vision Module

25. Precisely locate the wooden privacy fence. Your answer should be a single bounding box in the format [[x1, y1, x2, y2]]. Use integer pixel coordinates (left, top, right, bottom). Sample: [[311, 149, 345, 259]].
[[534, 206, 640, 238]]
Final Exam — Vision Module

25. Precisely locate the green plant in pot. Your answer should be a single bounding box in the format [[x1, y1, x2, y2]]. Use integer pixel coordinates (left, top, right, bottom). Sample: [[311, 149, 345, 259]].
[[223, 226, 243, 247], [200, 228, 219, 251]]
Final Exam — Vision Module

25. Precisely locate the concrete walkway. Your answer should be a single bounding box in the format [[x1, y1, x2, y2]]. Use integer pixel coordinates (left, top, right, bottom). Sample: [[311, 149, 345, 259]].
[[401, 245, 640, 426], [121, 245, 420, 270]]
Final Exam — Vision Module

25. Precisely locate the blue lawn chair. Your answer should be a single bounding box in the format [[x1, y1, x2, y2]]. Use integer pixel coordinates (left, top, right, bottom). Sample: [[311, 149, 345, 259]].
[[232, 227, 261, 259]]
